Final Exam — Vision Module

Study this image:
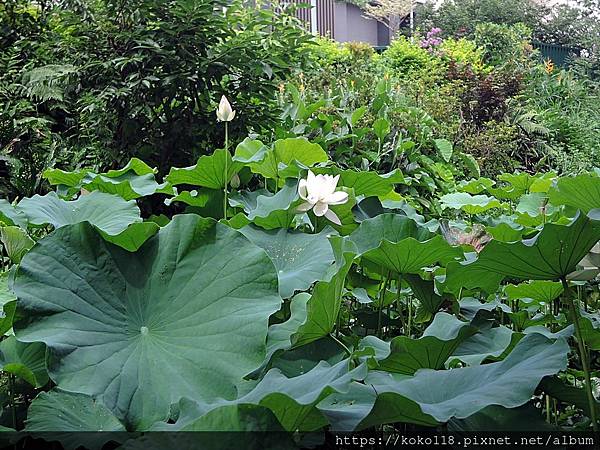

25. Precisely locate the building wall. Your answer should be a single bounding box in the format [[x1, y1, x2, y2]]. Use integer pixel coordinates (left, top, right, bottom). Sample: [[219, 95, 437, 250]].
[[331, 2, 388, 45], [291, 0, 390, 46]]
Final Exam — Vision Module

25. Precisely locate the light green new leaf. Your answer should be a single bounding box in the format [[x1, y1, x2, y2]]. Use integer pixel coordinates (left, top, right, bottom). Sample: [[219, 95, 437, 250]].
[[239, 226, 336, 298], [43, 168, 86, 188], [166, 149, 242, 189], [17, 191, 141, 236], [232, 138, 269, 164], [359, 334, 568, 428], [434, 138, 453, 163], [440, 192, 503, 215], [45, 159, 164, 201], [329, 169, 404, 197], [0, 226, 34, 263], [26, 390, 125, 450], [0, 336, 48, 387], [373, 117, 391, 141], [504, 280, 564, 304], [249, 138, 328, 180], [549, 173, 600, 213], [14, 215, 281, 429]]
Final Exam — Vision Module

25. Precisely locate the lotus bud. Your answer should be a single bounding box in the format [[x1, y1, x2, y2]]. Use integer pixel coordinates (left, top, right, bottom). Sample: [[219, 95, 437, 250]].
[[216, 95, 236, 122], [230, 173, 240, 189]]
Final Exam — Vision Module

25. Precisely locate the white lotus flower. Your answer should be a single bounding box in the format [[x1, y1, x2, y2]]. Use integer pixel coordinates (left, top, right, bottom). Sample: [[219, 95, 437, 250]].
[[297, 170, 349, 225], [216, 95, 235, 122]]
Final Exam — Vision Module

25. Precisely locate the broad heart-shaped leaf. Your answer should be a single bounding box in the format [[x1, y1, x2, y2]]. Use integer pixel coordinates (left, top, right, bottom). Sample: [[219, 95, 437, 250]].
[[17, 191, 141, 236], [442, 210, 600, 294], [314, 168, 405, 197], [13, 215, 281, 430], [549, 173, 600, 213], [0, 335, 48, 387], [0, 226, 34, 263], [504, 280, 564, 305], [166, 149, 242, 189], [45, 159, 165, 201], [239, 226, 336, 298], [349, 214, 462, 275], [248, 138, 328, 180], [359, 313, 477, 374], [358, 334, 568, 428], [440, 192, 503, 215], [153, 360, 367, 433], [26, 390, 126, 450], [0, 199, 27, 228]]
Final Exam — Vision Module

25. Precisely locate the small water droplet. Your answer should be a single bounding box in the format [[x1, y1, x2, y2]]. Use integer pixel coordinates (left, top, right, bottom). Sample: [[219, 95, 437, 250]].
[[140, 326, 149, 335]]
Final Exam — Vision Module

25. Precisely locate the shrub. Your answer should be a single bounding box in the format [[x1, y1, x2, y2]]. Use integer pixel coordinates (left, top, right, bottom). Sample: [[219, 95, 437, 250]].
[[381, 36, 443, 78], [438, 37, 489, 73], [474, 22, 533, 66], [461, 120, 520, 176], [0, 0, 314, 199]]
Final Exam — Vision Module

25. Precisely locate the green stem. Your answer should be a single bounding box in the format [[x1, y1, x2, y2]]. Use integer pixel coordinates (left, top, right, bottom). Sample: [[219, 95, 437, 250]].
[[561, 277, 598, 432], [223, 122, 229, 220], [377, 272, 389, 339], [407, 294, 412, 337], [330, 333, 352, 357], [8, 374, 16, 430], [396, 275, 406, 332]]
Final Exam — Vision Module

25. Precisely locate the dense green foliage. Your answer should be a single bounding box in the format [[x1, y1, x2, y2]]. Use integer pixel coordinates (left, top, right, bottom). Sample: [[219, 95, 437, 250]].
[[0, 0, 311, 198], [287, 32, 599, 180], [1, 145, 600, 445]]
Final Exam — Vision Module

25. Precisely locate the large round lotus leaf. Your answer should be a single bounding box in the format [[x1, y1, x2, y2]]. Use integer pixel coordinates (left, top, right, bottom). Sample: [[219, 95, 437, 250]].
[[549, 173, 600, 213], [13, 215, 281, 430], [17, 191, 141, 236]]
